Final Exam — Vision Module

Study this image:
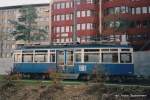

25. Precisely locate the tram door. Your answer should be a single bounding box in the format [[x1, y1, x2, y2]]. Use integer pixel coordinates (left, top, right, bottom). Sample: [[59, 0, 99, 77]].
[[57, 50, 65, 71], [66, 50, 74, 66], [56, 50, 74, 72]]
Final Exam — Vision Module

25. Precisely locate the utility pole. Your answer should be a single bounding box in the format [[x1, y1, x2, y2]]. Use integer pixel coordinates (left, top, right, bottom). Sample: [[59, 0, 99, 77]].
[[73, 0, 77, 44], [0, 27, 3, 58]]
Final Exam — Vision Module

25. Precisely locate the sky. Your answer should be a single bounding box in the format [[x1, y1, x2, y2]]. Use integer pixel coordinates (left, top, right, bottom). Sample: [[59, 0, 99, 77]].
[[0, 0, 50, 7]]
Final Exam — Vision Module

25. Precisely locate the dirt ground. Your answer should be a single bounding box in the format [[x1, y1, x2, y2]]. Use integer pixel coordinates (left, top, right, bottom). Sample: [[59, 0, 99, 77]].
[[0, 81, 99, 100], [0, 81, 150, 100]]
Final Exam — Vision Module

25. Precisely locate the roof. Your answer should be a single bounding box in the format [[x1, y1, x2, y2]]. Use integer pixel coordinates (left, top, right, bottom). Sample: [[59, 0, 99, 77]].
[[0, 0, 50, 8], [16, 43, 132, 50]]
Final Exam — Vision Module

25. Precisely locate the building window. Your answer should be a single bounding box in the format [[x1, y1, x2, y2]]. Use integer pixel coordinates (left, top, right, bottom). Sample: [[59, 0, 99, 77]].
[[82, 24, 86, 30], [61, 27, 65, 33], [70, 14, 73, 20], [131, 8, 135, 14], [70, 26, 73, 32], [77, 24, 80, 30], [142, 7, 148, 14], [149, 6, 150, 13], [66, 2, 70, 8], [107, 8, 114, 15], [56, 27, 60, 33], [57, 3, 60, 9], [77, 11, 80, 17], [76, 0, 80, 5], [66, 14, 70, 20], [61, 15, 65, 20], [87, 10, 91, 16], [87, 23, 93, 30], [120, 6, 126, 13], [115, 7, 120, 14], [136, 7, 141, 14], [57, 15, 60, 21], [66, 26, 70, 32], [61, 3, 65, 9], [81, 11, 86, 17]]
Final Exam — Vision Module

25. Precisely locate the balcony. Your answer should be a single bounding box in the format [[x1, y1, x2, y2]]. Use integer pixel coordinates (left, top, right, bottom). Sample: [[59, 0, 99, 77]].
[[103, 13, 150, 22], [52, 20, 73, 27], [76, 3, 99, 11], [77, 16, 99, 24], [52, 8, 74, 15], [102, 0, 150, 9]]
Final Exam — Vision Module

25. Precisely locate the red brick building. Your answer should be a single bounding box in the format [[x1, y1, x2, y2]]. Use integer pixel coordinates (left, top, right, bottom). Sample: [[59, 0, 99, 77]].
[[51, 0, 99, 44], [102, 0, 150, 50], [51, 0, 150, 50]]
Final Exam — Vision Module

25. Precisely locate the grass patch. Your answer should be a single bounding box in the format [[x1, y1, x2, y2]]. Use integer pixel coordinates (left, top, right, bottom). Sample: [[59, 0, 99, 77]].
[[0, 79, 85, 86], [0, 75, 5, 80]]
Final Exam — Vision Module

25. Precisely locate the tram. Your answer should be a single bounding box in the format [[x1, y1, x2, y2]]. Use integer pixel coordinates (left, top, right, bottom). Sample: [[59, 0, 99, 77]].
[[13, 44, 134, 80]]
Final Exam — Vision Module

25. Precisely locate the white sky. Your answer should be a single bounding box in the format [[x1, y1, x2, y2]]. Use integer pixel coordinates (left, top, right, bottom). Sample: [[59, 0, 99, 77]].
[[0, 0, 50, 7]]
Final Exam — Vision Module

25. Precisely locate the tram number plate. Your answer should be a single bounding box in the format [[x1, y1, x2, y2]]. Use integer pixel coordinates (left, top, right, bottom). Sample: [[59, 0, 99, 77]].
[[79, 65, 86, 71]]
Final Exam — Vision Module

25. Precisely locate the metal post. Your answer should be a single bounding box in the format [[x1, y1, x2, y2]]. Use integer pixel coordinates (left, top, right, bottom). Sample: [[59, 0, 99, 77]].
[[73, 0, 77, 44]]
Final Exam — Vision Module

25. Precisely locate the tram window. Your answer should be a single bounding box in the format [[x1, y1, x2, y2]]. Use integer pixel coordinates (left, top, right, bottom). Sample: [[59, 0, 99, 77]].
[[101, 49, 109, 51], [121, 49, 130, 51], [84, 49, 99, 52], [102, 53, 118, 63], [50, 53, 55, 62], [76, 49, 81, 52], [120, 53, 132, 63], [84, 53, 99, 62], [34, 54, 47, 62], [14, 54, 21, 62], [34, 51, 48, 62], [75, 53, 81, 62], [66, 51, 73, 65], [110, 49, 118, 51], [22, 54, 33, 62]]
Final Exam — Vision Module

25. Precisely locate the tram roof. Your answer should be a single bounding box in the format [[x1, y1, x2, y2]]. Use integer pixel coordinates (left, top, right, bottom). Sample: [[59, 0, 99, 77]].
[[16, 43, 132, 50]]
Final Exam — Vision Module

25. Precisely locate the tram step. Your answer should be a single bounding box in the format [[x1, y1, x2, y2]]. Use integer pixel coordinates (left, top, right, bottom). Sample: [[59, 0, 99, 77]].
[[61, 74, 79, 79]]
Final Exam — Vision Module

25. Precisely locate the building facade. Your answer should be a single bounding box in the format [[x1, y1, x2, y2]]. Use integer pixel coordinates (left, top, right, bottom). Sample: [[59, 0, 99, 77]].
[[102, 0, 150, 50], [51, 0, 99, 44], [51, 0, 150, 50], [0, 4, 49, 58]]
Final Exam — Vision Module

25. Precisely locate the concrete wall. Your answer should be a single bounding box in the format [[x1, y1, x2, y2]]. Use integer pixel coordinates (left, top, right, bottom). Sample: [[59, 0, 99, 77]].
[[0, 58, 13, 75], [134, 51, 150, 76]]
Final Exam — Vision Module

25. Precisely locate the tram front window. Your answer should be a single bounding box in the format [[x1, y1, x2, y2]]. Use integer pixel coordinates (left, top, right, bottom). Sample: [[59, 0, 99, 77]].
[[102, 53, 118, 63], [120, 53, 132, 63]]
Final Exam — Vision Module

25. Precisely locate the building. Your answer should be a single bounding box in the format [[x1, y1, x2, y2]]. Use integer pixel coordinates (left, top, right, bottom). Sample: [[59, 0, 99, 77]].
[[102, 0, 150, 50], [0, 2, 49, 58], [51, 0, 99, 44], [51, 0, 150, 50]]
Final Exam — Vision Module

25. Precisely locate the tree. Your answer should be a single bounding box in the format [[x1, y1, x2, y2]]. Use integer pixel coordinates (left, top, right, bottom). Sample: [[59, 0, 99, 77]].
[[9, 6, 47, 45]]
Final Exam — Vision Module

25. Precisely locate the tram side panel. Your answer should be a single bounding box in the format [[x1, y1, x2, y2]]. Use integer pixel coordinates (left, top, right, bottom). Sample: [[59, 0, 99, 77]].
[[73, 63, 134, 76], [13, 63, 56, 74]]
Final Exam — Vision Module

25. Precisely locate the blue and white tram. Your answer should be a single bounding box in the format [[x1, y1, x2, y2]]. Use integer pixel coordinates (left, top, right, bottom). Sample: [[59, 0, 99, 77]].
[[13, 44, 134, 79]]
